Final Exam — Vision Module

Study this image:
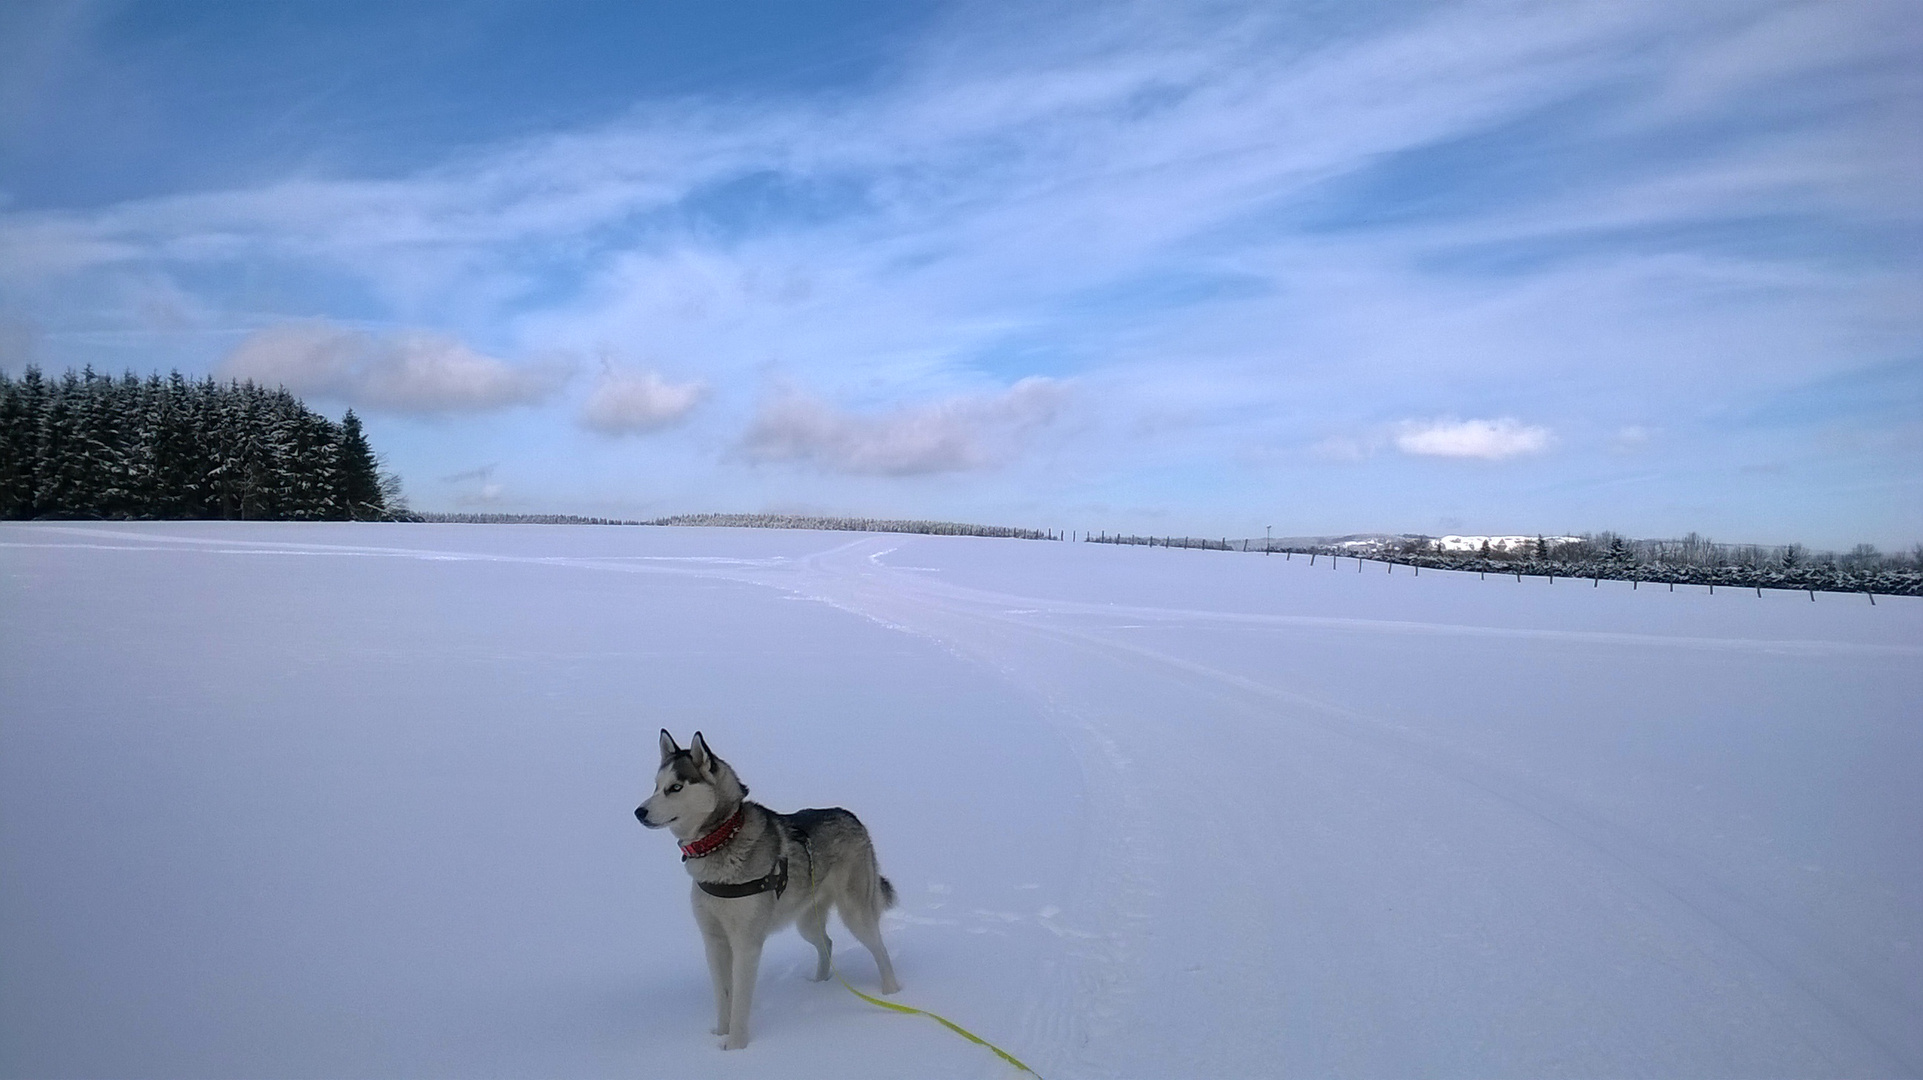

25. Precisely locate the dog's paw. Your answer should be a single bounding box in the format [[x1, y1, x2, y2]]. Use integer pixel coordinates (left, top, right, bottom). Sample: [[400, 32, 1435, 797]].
[[881, 978, 902, 995], [710, 1024, 728, 1037], [720, 1035, 748, 1051], [809, 969, 831, 982]]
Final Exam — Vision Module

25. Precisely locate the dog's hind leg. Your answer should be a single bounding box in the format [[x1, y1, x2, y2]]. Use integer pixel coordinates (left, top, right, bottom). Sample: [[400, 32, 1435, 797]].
[[840, 900, 900, 995], [797, 901, 834, 981], [695, 908, 733, 1036]]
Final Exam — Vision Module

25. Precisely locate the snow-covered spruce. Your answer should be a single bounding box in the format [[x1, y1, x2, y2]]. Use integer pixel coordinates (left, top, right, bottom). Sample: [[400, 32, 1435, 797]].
[[0, 366, 396, 522]]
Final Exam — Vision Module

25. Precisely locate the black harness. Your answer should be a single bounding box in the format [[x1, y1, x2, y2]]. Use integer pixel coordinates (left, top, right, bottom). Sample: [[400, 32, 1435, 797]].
[[689, 805, 832, 901], [696, 856, 788, 900]]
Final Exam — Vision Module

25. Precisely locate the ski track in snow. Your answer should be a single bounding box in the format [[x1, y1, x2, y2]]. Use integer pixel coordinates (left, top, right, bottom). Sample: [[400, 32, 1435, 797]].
[[774, 537, 1923, 1077], [12, 527, 1907, 659], [4, 523, 1921, 1079]]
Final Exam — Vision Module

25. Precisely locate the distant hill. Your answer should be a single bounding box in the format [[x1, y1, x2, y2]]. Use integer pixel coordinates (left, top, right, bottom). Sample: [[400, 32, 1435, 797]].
[[647, 513, 1052, 540]]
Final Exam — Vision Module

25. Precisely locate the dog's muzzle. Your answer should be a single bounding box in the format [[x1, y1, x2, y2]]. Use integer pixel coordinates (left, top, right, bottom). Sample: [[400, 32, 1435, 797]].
[[634, 806, 651, 826]]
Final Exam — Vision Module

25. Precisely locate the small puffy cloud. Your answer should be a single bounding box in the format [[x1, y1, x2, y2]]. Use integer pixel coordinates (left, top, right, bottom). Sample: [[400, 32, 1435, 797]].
[[220, 321, 567, 413], [741, 376, 1069, 475], [579, 366, 707, 434], [1394, 417, 1553, 460]]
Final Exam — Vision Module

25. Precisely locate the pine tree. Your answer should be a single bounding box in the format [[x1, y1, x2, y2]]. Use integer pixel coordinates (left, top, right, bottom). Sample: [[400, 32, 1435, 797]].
[[337, 410, 384, 520], [1607, 535, 1630, 565], [74, 369, 133, 517], [34, 371, 89, 517], [0, 369, 37, 518]]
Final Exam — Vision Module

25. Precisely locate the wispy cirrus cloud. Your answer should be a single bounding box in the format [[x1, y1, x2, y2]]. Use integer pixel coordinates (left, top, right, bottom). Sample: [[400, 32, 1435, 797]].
[[220, 321, 568, 413], [1, 1, 1918, 542]]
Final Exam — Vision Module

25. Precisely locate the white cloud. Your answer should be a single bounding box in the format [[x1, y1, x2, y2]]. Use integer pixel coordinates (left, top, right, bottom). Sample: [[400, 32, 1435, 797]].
[[578, 366, 706, 434], [3, 2, 1917, 540], [740, 376, 1068, 475], [1395, 417, 1553, 460], [220, 321, 568, 413]]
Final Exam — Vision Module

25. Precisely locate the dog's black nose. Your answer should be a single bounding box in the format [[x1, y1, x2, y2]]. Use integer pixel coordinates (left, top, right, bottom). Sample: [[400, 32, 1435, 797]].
[[634, 806, 648, 825]]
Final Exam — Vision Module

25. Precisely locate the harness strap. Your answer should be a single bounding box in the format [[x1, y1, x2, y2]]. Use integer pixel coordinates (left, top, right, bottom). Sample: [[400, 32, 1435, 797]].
[[696, 857, 787, 899]]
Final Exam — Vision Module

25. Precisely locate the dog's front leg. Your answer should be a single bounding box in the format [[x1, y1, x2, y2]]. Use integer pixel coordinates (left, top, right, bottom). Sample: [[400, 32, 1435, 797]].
[[722, 929, 766, 1050], [695, 908, 733, 1037]]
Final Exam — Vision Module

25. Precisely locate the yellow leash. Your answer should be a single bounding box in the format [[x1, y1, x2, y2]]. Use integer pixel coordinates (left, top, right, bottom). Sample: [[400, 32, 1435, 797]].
[[835, 972, 1042, 1078]]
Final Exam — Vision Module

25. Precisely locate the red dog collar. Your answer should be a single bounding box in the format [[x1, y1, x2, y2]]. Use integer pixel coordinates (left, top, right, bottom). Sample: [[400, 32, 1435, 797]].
[[680, 808, 744, 860]]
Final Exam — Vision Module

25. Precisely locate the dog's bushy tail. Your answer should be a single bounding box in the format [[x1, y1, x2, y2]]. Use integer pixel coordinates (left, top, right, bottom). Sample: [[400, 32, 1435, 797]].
[[878, 875, 898, 910]]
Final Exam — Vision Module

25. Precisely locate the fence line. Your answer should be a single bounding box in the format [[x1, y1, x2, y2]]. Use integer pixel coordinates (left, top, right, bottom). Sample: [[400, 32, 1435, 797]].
[[1081, 532, 1919, 597]]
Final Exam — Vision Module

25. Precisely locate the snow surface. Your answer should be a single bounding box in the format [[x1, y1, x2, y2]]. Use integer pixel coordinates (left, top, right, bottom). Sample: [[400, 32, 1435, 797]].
[[3, 522, 1920, 1079]]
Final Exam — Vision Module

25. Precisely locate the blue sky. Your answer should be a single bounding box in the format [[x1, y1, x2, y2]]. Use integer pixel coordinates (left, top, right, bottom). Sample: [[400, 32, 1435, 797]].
[[2, 0, 1918, 548]]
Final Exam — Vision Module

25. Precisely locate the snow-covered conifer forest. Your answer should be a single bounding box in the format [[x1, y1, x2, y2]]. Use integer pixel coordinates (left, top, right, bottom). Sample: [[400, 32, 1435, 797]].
[[0, 367, 392, 521]]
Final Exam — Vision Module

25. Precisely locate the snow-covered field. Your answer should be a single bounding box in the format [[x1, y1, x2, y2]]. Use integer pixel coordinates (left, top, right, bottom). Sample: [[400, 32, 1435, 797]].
[[3, 522, 1920, 1079]]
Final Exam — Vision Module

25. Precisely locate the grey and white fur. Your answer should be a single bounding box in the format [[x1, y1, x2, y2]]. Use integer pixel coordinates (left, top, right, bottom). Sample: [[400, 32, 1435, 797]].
[[636, 730, 901, 1049]]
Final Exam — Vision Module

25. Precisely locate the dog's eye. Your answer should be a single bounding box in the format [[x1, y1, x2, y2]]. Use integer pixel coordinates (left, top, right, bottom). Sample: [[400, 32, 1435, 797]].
[[666, 783, 683, 794]]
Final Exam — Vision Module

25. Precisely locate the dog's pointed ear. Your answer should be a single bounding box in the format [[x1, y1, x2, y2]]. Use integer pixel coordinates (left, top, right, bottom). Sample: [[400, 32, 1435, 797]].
[[658, 729, 681, 766], [689, 731, 715, 773]]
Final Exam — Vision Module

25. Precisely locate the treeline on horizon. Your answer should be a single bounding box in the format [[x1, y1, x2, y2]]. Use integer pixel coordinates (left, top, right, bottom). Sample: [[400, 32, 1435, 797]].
[[650, 513, 1053, 540], [1088, 530, 1923, 597], [415, 512, 642, 525], [0, 366, 397, 521], [416, 512, 1054, 538]]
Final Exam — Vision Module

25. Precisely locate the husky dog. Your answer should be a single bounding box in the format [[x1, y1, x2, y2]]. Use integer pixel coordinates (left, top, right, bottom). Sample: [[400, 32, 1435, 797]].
[[636, 730, 901, 1049]]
